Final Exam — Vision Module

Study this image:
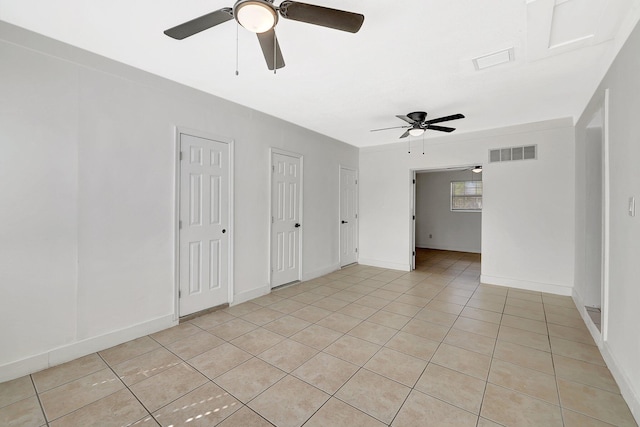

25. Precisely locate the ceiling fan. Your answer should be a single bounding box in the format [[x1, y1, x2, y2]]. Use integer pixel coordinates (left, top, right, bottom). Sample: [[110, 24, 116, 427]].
[[371, 111, 465, 139], [163, 0, 365, 70]]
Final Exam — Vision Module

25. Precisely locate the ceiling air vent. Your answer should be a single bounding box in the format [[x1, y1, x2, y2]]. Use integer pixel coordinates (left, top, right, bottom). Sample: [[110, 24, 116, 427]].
[[473, 48, 515, 71], [489, 145, 537, 163]]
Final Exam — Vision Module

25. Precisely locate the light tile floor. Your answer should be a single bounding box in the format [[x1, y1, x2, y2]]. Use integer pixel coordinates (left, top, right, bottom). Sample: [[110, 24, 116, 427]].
[[1, 249, 637, 426]]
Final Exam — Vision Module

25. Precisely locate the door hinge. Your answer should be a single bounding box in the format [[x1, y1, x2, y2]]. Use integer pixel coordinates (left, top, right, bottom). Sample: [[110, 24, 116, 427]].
[[412, 215, 415, 220], [413, 251, 415, 256], [272, 216, 274, 224], [355, 213, 358, 219], [179, 220, 182, 229], [179, 152, 183, 161], [412, 179, 416, 184], [178, 290, 181, 298], [355, 248, 358, 253], [272, 165, 275, 172], [355, 179, 358, 185]]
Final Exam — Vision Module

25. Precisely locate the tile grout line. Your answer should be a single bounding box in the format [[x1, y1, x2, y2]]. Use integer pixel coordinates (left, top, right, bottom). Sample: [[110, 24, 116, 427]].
[[94, 351, 157, 426], [14, 250, 625, 426], [29, 374, 49, 427]]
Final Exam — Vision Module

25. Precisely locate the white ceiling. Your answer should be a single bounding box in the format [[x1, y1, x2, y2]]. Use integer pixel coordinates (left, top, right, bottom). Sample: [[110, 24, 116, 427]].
[[1, 0, 638, 147]]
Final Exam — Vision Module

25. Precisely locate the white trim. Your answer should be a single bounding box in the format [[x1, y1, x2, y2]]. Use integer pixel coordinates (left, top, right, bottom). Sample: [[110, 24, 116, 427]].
[[0, 314, 175, 383], [602, 88, 610, 341], [572, 288, 603, 347], [228, 137, 235, 306], [339, 165, 359, 268], [573, 288, 640, 425], [269, 148, 304, 288], [173, 128, 181, 322], [601, 342, 640, 425], [480, 275, 572, 296], [232, 285, 271, 305], [174, 127, 234, 317], [410, 170, 416, 270], [303, 263, 341, 281], [358, 258, 411, 272]]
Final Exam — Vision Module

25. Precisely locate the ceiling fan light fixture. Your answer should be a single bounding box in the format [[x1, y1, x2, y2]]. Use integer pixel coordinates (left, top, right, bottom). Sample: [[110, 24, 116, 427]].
[[235, 0, 278, 33], [472, 166, 483, 173], [409, 128, 425, 137]]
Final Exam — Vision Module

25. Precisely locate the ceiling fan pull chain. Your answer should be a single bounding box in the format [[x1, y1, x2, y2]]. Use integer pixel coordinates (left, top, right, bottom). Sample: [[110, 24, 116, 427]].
[[273, 29, 277, 75], [422, 134, 425, 155], [408, 137, 411, 154], [235, 21, 239, 76]]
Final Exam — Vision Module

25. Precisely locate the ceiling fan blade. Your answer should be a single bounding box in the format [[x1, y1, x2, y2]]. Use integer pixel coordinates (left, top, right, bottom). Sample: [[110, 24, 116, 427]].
[[370, 125, 410, 132], [279, 1, 364, 33], [424, 113, 465, 125], [399, 130, 411, 139], [395, 115, 415, 124], [164, 8, 233, 40], [257, 29, 285, 70], [427, 125, 456, 133]]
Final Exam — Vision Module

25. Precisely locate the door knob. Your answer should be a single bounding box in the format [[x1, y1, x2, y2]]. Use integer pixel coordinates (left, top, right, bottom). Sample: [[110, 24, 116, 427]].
[[295, 223, 301, 228], [222, 229, 226, 233], [341, 220, 348, 224]]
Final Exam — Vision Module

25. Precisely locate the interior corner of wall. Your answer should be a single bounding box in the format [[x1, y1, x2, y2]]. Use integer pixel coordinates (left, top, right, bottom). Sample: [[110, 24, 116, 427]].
[[232, 285, 270, 305]]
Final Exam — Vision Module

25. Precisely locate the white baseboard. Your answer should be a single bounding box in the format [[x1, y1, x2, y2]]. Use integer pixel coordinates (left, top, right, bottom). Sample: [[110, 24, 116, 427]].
[[601, 342, 640, 425], [232, 264, 341, 306], [571, 288, 603, 345], [232, 285, 270, 305], [572, 289, 640, 425], [358, 258, 410, 272], [415, 244, 481, 254], [302, 263, 340, 281], [480, 275, 572, 296], [0, 314, 176, 383]]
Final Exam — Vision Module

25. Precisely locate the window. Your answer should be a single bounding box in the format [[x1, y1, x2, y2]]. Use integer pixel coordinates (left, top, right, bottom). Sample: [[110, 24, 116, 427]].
[[451, 181, 482, 211]]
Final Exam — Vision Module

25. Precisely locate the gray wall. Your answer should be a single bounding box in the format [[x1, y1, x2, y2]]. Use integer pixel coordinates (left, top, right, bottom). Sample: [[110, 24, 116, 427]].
[[0, 22, 358, 380], [415, 170, 482, 253], [574, 20, 640, 421]]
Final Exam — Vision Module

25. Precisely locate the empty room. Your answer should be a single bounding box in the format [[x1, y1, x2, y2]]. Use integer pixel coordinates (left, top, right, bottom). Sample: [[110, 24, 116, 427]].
[[1, 1, 639, 426]]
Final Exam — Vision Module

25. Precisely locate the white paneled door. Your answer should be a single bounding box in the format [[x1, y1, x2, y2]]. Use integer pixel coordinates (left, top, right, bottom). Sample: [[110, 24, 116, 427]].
[[271, 152, 302, 287], [179, 133, 230, 316], [340, 167, 358, 267]]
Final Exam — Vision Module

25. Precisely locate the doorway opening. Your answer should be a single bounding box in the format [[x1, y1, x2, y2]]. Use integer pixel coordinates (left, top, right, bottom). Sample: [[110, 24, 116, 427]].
[[584, 105, 606, 333], [411, 167, 483, 271]]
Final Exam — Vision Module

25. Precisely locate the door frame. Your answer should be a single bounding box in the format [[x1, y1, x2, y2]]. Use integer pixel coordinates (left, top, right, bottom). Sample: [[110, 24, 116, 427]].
[[410, 170, 416, 270], [339, 165, 359, 267], [174, 127, 235, 320], [601, 88, 611, 342], [269, 148, 304, 288]]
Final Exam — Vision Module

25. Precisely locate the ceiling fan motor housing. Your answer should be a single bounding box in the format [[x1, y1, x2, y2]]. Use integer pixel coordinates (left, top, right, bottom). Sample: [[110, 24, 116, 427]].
[[407, 111, 427, 123]]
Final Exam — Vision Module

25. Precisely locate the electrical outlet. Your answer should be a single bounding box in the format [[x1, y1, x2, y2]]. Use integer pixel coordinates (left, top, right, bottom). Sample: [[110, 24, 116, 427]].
[[630, 197, 636, 217]]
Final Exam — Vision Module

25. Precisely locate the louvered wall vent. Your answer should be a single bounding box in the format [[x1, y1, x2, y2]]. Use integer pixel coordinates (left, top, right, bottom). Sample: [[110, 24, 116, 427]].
[[489, 145, 537, 163]]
